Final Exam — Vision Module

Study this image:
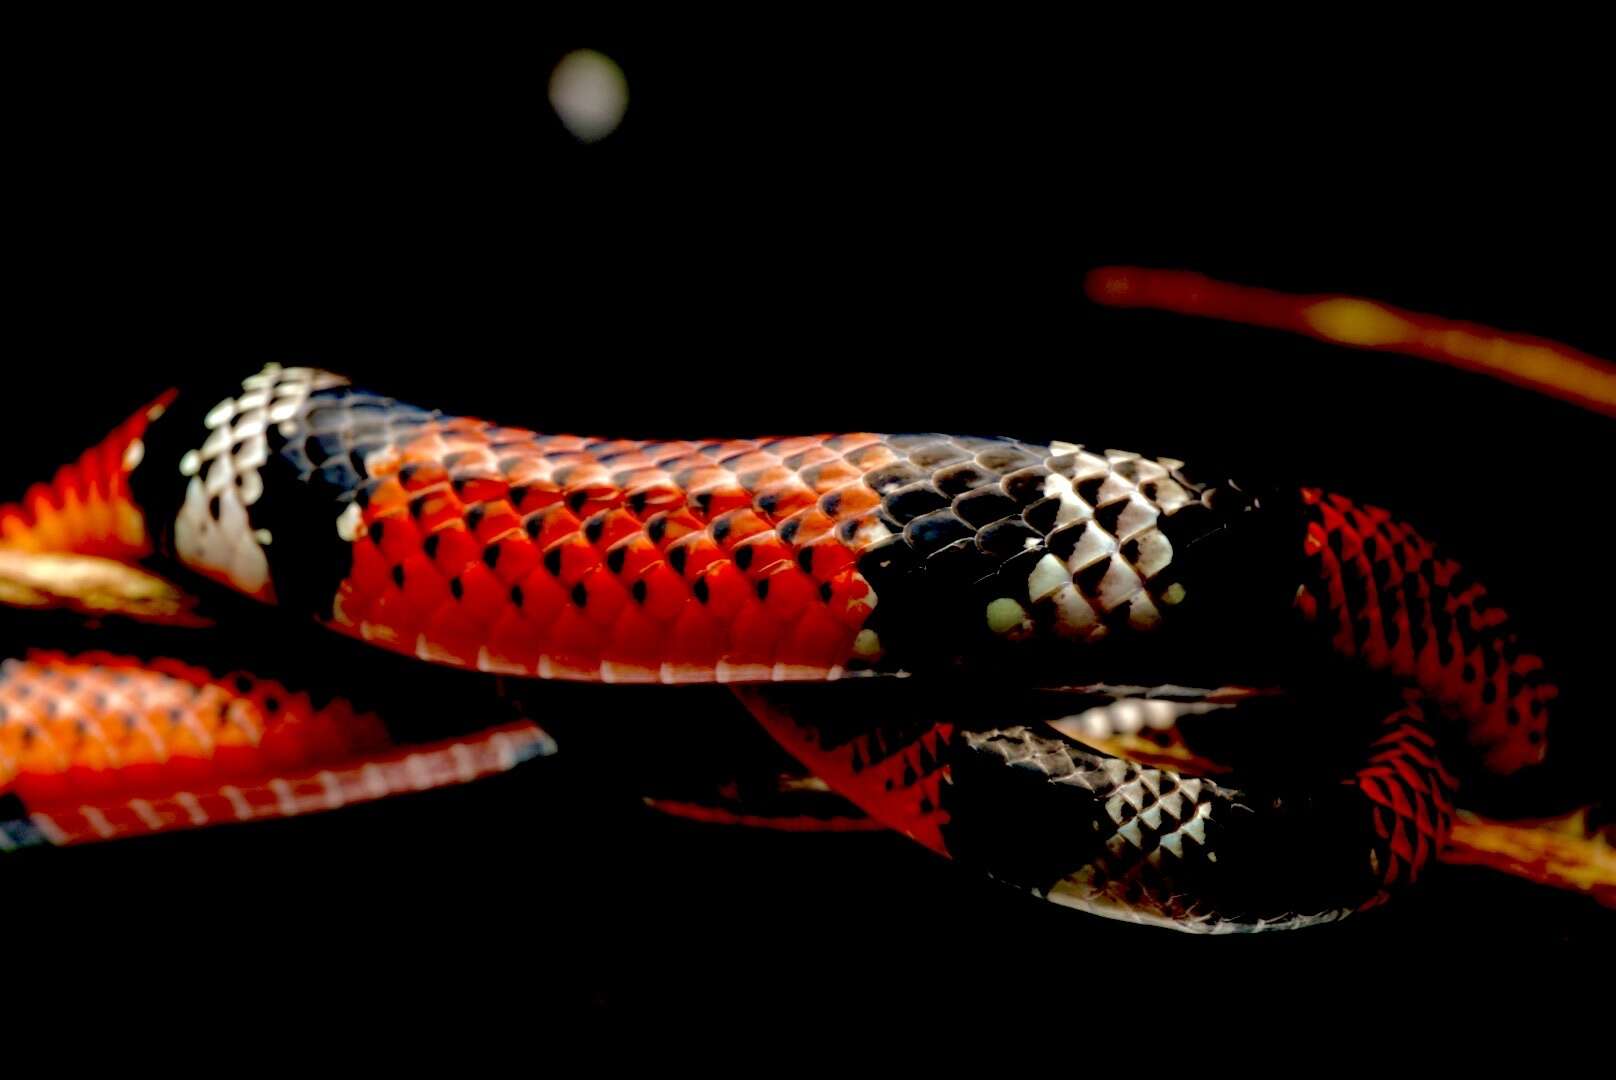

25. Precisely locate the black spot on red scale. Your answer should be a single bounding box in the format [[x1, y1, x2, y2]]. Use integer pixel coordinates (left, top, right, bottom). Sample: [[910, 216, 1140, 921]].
[[510, 584, 524, 607], [450, 577, 464, 600], [693, 577, 710, 603], [797, 547, 814, 574], [734, 546, 754, 571], [571, 582, 588, 607], [483, 543, 501, 569], [391, 563, 405, 588], [423, 533, 441, 559], [606, 546, 626, 574], [543, 547, 563, 576], [466, 504, 488, 532], [668, 545, 689, 576], [631, 579, 647, 603]]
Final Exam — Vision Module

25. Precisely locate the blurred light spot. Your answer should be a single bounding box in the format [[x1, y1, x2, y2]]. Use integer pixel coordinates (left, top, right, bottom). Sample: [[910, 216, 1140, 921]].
[[549, 50, 628, 143]]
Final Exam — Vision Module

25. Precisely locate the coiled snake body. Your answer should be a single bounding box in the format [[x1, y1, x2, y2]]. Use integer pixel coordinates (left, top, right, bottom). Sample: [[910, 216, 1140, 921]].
[[0, 364, 1559, 932]]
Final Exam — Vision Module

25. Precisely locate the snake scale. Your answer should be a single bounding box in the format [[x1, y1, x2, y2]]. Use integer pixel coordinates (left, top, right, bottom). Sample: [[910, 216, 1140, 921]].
[[0, 363, 1559, 931]]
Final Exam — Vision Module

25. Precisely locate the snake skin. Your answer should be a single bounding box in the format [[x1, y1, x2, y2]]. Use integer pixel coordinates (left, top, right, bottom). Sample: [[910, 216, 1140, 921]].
[[0, 649, 553, 851], [0, 362, 1559, 932]]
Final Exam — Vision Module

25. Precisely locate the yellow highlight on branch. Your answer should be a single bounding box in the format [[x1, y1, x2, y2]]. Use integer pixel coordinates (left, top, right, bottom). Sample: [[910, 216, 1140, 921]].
[[1302, 299, 1414, 347]]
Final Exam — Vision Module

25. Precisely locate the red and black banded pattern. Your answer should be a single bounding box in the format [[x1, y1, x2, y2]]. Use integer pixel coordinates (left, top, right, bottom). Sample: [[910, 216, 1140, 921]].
[[1295, 488, 1554, 774], [128, 366, 1268, 686], [0, 362, 1567, 931]]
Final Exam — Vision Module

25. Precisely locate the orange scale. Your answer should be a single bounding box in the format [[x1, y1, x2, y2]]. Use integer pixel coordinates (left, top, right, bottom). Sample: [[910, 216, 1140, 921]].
[[737, 462, 796, 489], [698, 562, 752, 619], [636, 564, 692, 622], [760, 566, 819, 620], [469, 502, 523, 544], [711, 508, 771, 549], [665, 455, 719, 481], [672, 533, 723, 578], [452, 473, 508, 506], [603, 606, 669, 679], [783, 507, 837, 545], [426, 525, 482, 577], [723, 601, 784, 669], [550, 535, 602, 586], [526, 505, 583, 550], [727, 449, 783, 473], [543, 607, 606, 677], [516, 567, 569, 626], [825, 569, 877, 628], [422, 604, 491, 668], [557, 459, 612, 485], [366, 582, 425, 646], [399, 461, 450, 491], [510, 483, 564, 516], [697, 485, 753, 519], [801, 536, 856, 579], [569, 485, 625, 517], [113, 724, 168, 785], [577, 567, 631, 628], [826, 485, 881, 518], [711, 439, 762, 461], [400, 553, 452, 613], [420, 491, 466, 528], [487, 534, 542, 585], [590, 439, 645, 458], [647, 508, 704, 548], [166, 740, 220, 789], [781, 606, 857, 672], [754, 483, 817, 520], [371, 513, 423, 563], [590, 508, 644, 550], [800, 459, 863, 492], [825, 432, 883, 452], [485, 425, 541, 446], [769, 436, 826, 458], [486, 608, 547, 673], [626, 482, 685, 516], [454, 563, 510, 623], [361, 476, 410, 517], [735, 534, 792, 576], [609, 536, 662, 580]]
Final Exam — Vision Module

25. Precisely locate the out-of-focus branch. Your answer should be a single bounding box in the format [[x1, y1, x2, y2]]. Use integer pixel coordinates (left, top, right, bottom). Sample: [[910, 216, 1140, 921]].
[[1444, 810, 1616, 909], [0, 549, 207, 626]]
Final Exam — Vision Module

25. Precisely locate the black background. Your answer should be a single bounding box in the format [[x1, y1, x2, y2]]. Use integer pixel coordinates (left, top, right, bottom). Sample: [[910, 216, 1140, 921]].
[[7, 25, 1612, 1035]]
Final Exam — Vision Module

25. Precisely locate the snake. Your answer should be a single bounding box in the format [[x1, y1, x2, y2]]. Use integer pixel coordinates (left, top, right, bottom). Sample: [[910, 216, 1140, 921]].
[[0, 362, 1561, 932]]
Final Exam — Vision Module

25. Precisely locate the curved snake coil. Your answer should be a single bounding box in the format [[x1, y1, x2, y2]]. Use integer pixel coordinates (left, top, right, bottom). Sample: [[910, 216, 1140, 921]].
[[0, 363, 1559, 931]]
